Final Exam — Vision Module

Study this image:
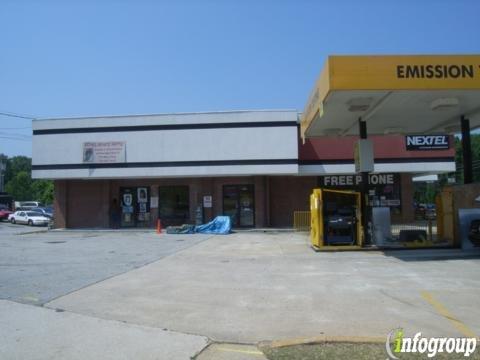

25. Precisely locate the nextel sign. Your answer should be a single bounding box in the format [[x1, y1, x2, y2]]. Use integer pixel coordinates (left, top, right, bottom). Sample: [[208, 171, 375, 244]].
[[406, 135, 449, 151]]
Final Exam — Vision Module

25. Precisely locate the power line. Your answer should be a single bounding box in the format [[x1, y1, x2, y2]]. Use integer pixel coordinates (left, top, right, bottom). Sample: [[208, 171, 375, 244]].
[[0, 136, 31, 142], [0, 111, 37, 120], [0, 131, 31, 136], [0, 126, 31, 130]]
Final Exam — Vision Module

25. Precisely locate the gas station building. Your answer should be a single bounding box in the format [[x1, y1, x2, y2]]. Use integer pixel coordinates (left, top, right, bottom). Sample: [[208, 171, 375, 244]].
[[32, 55, 478, 235]]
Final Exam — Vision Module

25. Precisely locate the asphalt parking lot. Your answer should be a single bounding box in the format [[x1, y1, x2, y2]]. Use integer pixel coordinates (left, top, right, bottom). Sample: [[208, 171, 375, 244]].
[[1, 226, 480, 359], [0, 222, 212, 305], [0, 219, 48, 236]]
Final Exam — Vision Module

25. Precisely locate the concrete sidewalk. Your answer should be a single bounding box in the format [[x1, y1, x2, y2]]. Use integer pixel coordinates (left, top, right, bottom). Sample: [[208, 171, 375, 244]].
[[197, 343, 267, 360], [46, 232, 480, 343], [0, 300, 208, 360]]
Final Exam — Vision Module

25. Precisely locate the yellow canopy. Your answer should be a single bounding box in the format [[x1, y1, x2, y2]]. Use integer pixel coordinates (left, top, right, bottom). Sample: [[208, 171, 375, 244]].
[[301, 55, 480, 139]]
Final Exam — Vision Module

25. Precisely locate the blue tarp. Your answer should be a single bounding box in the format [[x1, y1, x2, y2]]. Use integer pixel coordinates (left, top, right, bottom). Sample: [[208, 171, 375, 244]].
[[194, 216, 231, 235]]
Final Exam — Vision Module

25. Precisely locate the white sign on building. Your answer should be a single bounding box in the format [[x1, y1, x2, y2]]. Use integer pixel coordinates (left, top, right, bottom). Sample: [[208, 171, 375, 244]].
[[83, 142, 126, 163], [203, 195, 212, 208]]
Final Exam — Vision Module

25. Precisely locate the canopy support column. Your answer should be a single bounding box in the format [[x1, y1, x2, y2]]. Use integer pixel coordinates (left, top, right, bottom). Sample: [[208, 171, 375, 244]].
[[359, 118, 369, 245], [461, 115, 473, 184]]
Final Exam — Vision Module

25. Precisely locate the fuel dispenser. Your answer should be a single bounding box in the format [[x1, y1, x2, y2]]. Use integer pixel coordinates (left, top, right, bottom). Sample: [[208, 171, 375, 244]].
[[310, 188, 363, 250]]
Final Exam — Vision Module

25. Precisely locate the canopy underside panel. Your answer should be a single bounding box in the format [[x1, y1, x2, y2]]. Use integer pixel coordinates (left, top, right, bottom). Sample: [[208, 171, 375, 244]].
[[305, 89, 480, 137]]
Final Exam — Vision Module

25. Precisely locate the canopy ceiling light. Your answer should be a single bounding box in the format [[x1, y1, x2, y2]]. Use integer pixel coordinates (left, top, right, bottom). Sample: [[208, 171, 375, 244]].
[[383, 127, 405, 135], [346, 97, 373, 112], [323, 128, 343, 136], [430, 97, 459, 111]]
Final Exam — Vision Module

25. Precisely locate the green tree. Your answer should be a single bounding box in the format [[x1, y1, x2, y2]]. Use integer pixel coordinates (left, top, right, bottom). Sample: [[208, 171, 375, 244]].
[[5, 171, 32, 201], [2, 155, 54, 204], [455, 134, 480, 183], [32, 180, 54, 204], [4, 156, 31, 185]]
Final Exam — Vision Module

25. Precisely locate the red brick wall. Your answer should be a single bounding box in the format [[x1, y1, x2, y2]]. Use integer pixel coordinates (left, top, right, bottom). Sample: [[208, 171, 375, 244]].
[[53, 180, 67, 229], [59, 177, 268, 229], [56, 175, 417, 228], [66, 180, 110, 228], [269, 176, 317, 227], [300, 135, 455, 161]]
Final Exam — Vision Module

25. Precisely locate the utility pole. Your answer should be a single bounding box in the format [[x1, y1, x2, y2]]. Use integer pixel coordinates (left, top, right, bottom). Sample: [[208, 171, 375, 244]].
[[0, 159, 5, 193]]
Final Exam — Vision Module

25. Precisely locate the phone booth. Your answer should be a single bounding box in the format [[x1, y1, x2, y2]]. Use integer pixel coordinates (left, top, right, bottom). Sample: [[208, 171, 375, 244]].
[[310, 188, 363, 250]]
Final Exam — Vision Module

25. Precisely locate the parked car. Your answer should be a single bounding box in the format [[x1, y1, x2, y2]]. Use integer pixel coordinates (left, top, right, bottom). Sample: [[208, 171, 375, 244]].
[[425, 204, 436, 220], [9, 211, 50, 226], [31, 207, 53, 219], [0, 204, 13, 221], [414, 203, 436, 220], [18, 201, 45, 210]]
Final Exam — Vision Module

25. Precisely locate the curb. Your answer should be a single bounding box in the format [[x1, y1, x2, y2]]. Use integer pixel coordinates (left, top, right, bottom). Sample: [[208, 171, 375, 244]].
[[48, 228, 154, 233], [16, 229, 49, 236], [258, 335, 386, 349]]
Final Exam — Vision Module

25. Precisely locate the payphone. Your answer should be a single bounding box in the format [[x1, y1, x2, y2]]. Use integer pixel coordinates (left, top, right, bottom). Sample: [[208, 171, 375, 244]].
[[310, 188, 363, 250]]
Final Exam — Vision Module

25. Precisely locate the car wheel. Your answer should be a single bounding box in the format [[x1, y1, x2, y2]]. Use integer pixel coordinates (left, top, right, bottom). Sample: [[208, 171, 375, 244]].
[[11, 218, 15, 224], [28, 220, 33, 226]]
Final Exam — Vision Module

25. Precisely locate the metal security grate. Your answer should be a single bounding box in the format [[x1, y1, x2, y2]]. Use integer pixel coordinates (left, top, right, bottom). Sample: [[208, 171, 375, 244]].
[[293, 211, 311, 231]]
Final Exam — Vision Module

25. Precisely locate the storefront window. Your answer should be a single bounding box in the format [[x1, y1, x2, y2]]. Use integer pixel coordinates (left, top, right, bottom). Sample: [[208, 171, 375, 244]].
[[158, 186, 189, 226], [319, 174, 401, 214], [223, 185, 255, 227]]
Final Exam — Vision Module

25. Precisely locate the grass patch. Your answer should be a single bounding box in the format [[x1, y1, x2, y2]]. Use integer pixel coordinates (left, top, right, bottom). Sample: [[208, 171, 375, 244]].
[[262, 342, 480, 360]]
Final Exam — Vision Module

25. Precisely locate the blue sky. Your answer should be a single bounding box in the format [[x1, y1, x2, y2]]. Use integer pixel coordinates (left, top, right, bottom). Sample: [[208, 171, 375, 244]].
[[1, 0, 479, 157]]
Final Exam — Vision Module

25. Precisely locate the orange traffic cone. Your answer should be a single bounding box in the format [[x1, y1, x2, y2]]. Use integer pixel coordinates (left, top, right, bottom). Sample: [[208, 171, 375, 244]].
[[156, 219, 162, 234]]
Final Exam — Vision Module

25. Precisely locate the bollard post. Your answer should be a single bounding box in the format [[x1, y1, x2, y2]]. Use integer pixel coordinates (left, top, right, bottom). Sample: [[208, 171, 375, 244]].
[[428, 218, 433, 242], [156, 219, 162, 234]]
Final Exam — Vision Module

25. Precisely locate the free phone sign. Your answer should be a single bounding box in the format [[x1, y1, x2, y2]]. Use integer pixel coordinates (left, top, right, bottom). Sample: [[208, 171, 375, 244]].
[[405, 135, 449, 150]]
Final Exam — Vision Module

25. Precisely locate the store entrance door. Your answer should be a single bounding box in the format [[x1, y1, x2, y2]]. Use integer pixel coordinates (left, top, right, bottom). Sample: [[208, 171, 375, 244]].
[[120, 187, 151, 228], [223, 185, 255, 227]]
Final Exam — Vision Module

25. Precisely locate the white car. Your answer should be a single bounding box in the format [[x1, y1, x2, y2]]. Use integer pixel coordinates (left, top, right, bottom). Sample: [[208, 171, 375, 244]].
[[9, 211, 50, 226], [19, 201, 45, 210]]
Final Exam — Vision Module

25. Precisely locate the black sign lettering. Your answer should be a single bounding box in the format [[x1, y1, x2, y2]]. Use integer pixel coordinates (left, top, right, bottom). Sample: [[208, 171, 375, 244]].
[[396, 64, 476, 79]]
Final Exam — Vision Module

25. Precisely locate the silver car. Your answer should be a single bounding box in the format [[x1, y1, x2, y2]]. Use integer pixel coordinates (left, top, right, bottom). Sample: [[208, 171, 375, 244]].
[[10, 211, 50, 226]]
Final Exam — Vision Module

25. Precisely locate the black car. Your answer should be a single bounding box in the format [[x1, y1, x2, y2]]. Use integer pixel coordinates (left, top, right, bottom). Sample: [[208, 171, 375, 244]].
[[30, 207, 54, 219]]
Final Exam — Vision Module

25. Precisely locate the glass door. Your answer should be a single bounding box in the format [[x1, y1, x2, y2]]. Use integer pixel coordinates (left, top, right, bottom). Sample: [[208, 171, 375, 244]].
[[223, 185, 255, 227], [120, 187, 136, 227], [120, 186, 151, 228]]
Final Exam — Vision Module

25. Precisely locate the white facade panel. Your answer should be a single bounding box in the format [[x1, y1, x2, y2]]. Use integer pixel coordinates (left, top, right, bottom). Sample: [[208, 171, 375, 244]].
[[33, 127, 297, 165], [32, 111, 299, 179]]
